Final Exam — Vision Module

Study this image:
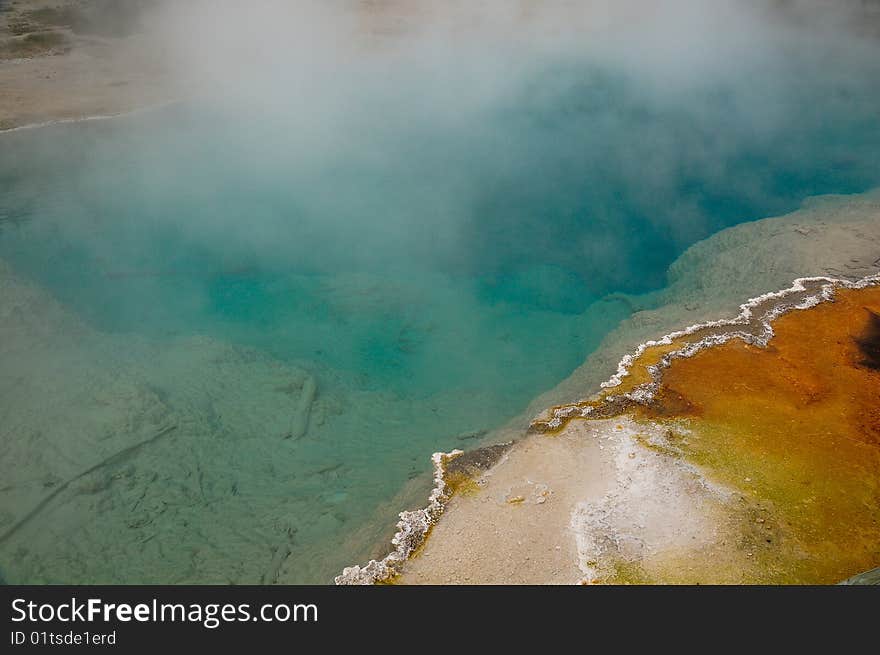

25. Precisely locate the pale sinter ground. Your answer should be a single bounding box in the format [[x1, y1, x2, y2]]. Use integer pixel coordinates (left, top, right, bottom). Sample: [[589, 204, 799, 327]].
[[394, 190, 880, 584]]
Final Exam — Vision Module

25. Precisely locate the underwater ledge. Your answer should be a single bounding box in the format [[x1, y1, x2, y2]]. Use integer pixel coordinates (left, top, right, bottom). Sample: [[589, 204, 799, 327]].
[[337, 190, 880, 585]]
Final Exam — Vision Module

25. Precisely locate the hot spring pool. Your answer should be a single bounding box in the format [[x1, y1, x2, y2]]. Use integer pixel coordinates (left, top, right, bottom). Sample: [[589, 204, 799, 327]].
[[1, 49, 879, 582]]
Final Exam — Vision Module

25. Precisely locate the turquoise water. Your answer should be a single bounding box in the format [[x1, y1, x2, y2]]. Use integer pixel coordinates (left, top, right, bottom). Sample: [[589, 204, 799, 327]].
[[1, 51, 879, 583]]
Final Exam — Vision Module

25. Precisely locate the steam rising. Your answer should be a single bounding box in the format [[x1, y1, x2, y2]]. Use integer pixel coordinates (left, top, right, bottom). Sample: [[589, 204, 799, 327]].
[[1, 0, 877, 322], [5, 1, 880, 310]]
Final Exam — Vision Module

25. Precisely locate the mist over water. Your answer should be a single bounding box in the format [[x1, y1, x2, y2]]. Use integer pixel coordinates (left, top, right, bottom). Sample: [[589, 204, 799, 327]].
[[1, 1, 879, 582]]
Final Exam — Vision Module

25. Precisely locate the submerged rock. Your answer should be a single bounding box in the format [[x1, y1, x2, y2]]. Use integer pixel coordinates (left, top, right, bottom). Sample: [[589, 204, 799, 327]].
[[840, 567, 880, 585]]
